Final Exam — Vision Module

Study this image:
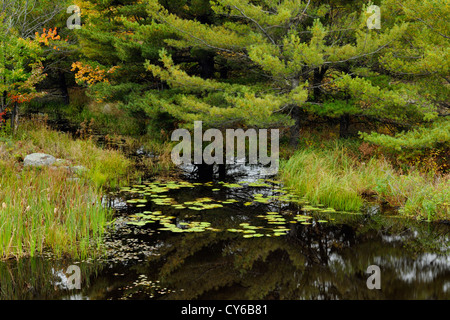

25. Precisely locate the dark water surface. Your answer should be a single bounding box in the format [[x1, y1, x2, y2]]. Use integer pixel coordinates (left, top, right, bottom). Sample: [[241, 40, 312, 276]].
[[1, 164, 449, 300]]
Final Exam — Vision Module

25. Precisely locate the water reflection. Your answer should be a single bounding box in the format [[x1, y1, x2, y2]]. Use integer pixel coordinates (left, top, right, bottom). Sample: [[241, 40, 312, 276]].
[[1, 173, 449, 300], [134, 216, 449, 300], [0, 256, 96, 300]]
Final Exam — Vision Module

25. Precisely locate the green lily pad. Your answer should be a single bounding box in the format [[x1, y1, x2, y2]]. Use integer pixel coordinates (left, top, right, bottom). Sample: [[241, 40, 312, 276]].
[[127, 221, 149, 226]]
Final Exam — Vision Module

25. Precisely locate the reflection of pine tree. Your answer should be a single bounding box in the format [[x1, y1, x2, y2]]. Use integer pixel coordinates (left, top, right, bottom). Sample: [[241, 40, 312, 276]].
[[147, 214, 450, 299], [145, 225, 354, 299]]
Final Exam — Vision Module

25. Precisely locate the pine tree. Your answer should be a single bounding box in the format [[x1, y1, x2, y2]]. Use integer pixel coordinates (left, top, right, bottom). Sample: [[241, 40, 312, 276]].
[[69, 1, 174, 134], [144, 0, 411, 141], [74, 0, 448, 165], [358, 0, 449, 168]]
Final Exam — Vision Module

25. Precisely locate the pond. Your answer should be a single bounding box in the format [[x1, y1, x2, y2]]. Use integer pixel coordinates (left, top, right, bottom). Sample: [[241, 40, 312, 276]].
[[1, 163, 449, 300]]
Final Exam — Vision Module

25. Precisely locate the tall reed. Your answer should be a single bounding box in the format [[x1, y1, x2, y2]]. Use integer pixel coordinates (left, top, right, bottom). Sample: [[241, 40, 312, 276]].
[[0, 167, 111, 260], [0, 121, 135, 260]]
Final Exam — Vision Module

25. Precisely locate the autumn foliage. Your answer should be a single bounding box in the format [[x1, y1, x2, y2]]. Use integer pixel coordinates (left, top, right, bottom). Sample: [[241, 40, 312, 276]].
[[35, 28, 61, 45], [71, 61, 120, 85]]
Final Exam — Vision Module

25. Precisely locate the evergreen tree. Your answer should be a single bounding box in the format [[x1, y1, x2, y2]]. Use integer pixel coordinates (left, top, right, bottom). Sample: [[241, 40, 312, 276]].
[[73, 0, 175, 134], [358, 0, 449, 168], [144, 0, 408, 139], [74, 0, 448, 165]]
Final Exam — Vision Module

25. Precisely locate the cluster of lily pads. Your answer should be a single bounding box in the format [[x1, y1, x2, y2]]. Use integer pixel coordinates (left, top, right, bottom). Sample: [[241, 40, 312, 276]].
[[122, 180, 246, 209], [227, 222, 291, 238], [126, 210, 219, 233], [126, 211, 173, 227], [119, 179, 340, 238]]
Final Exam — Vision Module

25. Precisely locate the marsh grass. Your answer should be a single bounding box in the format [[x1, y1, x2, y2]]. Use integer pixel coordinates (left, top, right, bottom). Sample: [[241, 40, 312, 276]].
[[0, 120, 136, 260], [0, 166, 112, 260], [281, 146, 368, 212], [280, 143, 449, 221]]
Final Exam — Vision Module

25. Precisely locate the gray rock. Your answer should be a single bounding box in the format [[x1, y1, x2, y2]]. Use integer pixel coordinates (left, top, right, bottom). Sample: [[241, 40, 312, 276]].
[[24, 153, 56, 167]]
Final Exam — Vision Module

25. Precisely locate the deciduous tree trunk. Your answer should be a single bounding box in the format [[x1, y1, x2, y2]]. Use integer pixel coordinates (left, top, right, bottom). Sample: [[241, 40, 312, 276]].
[[11, 102, 18, 133], [1, 91, 6, 113]]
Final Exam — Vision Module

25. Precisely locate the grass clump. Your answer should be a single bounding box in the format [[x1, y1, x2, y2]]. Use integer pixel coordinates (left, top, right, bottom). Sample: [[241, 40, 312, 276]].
[[0, 168, 111, 260], [137, 139, 176, 176], [280, 145, 368, 212], [15, 120, 137, 189], [0, 120, 138, 260], [280, 142, 449, 221], [373, 171, 449, 221]]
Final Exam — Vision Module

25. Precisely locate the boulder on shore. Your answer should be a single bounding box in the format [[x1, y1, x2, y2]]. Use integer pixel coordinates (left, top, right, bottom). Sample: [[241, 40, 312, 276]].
[[23, 153, 56, 167]]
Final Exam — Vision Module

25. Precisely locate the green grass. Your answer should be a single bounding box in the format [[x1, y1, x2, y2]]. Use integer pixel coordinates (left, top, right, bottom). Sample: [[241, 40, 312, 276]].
[[0, 167, 111, 260], [24, 96, 176, 178], [375, 171, 449, 221], [0, 120, 138, 260], [280, 145, 368, 212], [14, 120, 137, 189], [280, 143, 449, 221], [137, 138, 176, 176]]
